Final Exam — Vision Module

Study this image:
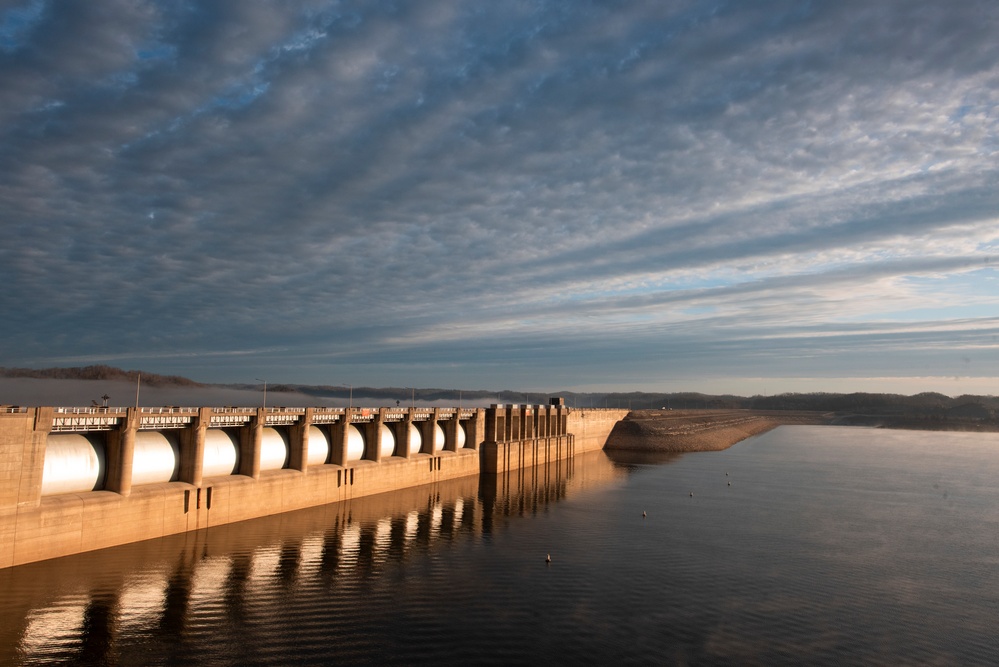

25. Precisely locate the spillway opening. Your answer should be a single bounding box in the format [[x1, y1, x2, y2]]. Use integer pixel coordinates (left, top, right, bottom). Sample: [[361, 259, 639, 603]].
[[377, 423, 395, 459], [42, 433, 108, 496], [432, 423, 445, 453], [131, 431, 181, 487], [407, 423, 422, 456], [307, 425, 331, 466], [346, 425, 365, 462], [203, 429, 240, 478], [260, 427, 290, 471]]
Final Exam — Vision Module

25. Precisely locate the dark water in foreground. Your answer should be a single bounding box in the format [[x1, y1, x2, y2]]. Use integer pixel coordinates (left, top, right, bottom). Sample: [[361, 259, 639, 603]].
[[2, 426, 999, 665]]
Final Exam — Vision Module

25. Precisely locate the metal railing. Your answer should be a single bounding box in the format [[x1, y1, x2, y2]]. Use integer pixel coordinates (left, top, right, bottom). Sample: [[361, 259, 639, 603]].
[[54, 406, 128, 415]]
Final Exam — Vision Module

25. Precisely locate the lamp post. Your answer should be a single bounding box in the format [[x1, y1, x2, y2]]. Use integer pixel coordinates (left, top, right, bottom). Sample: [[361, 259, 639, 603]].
[[255, 378, 267, 410]]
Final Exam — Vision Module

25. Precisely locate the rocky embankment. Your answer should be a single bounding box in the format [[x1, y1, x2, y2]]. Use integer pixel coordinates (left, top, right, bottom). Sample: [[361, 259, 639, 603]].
[[604, 409, 831, 453]]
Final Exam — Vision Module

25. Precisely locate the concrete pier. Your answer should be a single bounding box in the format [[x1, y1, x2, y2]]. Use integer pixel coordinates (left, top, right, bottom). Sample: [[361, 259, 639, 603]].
[[0, 403, 627, 568]]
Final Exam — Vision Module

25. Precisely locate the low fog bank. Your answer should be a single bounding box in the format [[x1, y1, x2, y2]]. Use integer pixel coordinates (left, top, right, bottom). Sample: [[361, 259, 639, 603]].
[[0, 378, 497, 409], [0, 378, 316, 408]]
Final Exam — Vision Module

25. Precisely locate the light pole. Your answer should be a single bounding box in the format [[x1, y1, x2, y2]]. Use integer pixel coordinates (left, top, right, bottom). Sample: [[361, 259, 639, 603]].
[[255, 378, 267, 410]]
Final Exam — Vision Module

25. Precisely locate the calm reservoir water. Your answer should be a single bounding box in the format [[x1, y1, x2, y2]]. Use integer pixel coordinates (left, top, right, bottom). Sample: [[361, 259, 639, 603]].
[[2, 425, 998, 665]]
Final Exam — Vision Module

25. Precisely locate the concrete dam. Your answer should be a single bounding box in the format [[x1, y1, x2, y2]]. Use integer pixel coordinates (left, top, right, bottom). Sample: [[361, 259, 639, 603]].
[[1, 403, 628, 569]]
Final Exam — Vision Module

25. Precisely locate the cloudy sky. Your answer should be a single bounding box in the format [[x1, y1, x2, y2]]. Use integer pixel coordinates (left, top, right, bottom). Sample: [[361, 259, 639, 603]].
[[1, 0, 997, 396]]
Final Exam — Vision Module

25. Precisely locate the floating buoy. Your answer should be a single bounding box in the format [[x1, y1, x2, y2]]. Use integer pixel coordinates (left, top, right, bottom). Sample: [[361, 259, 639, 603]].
[[727, 481, 731, 486], [546, 553, 551, 563], [689, 491, 693, 497], [642, 511, 647, 518]]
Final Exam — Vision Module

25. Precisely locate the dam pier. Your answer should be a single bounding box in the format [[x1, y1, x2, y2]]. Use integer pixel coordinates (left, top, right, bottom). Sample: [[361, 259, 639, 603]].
[[1, 403, 628, 568]]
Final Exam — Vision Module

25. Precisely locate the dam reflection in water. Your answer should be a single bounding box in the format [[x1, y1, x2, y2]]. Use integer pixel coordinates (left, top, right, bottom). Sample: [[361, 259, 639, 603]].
[[9, 426, 998, 665], [1, 450, 628, 666]]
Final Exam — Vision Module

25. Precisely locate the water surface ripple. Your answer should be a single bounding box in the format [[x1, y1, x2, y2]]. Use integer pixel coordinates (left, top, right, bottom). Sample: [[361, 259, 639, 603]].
[[2, 426, 998, 665]]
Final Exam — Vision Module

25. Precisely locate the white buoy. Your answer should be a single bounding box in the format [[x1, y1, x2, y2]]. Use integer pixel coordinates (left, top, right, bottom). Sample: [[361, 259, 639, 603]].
[[689, 491, 693, 497], [642, 511, 647, 518], [546, 553, 551, 563]]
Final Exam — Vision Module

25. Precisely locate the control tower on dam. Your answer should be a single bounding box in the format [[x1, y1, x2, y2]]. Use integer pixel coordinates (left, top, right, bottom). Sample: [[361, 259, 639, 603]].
[[0, 402, 628, 568]]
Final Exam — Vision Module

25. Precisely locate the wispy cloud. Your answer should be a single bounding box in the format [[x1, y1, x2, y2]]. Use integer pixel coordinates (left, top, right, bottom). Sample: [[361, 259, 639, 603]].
[[1, 0, 996, 394]]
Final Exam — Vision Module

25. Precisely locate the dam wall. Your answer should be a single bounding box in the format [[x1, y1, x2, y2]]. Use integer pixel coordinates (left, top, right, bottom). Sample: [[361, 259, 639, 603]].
[[478, 405, 629, 474], [0, 450, 636, 665], [1, 403, 624, 568], [567, 408, 632, 452]]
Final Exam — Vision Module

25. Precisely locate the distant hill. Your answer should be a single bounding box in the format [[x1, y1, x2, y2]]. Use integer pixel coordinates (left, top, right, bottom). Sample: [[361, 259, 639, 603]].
[[0, 365, 204, 387], [2, 366, 995, 426]]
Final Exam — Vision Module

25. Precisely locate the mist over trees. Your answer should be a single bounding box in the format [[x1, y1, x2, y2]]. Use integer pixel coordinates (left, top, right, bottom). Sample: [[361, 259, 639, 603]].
[[1, 367, 995, 424], [0, 365, 203, 387]]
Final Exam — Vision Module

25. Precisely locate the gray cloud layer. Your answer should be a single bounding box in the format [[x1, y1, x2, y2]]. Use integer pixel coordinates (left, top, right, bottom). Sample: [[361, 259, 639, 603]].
[[1, 0, 997, 393]]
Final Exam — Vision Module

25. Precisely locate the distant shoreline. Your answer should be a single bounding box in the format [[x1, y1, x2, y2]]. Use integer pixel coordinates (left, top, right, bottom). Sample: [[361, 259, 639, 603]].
[[830, 414, 999, 433]]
